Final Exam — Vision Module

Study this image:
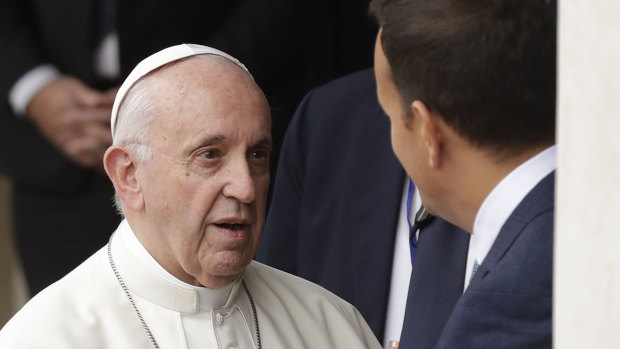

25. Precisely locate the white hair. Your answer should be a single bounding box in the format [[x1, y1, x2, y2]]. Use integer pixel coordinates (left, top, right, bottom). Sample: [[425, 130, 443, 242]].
[[112, 72, 159, 216], [113, 77, 157, 158]]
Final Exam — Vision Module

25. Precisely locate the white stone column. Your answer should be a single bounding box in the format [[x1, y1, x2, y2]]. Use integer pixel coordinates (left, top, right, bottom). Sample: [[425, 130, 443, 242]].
[[555, 2, 620, 347]]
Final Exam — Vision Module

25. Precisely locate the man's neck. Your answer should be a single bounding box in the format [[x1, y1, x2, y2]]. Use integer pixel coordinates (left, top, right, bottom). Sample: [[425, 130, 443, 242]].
[[439, 143, 553, 233]]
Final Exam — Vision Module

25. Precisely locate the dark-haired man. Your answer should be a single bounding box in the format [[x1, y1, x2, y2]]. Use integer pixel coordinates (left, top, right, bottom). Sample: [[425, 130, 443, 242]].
[[370, 0, 556, 347]]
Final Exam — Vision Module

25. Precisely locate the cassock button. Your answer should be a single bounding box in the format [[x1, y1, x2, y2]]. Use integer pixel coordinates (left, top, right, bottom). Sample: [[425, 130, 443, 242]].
[[215, 309, 232, 326]]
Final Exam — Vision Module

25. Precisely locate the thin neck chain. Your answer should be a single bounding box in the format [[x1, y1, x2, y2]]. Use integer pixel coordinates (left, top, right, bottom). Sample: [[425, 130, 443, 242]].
[[106, 234, 261, 349], [243, 281, 262, 349], [108, 236, 160, 349]]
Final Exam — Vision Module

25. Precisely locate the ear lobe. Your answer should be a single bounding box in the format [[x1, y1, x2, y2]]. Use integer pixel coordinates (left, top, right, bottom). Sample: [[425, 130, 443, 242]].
[[103, 146, 144, 211], [411, 100, 442, 169]]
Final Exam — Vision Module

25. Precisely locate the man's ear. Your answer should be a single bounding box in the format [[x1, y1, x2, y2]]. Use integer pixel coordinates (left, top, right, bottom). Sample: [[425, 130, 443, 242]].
[[103, 146, 144, 211], [411, 100, 443, 169]]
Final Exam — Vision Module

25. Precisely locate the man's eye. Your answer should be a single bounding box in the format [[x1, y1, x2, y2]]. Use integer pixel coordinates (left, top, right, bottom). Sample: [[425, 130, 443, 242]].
[[249, 150, 269, 160], [199, 149, 220, 159]]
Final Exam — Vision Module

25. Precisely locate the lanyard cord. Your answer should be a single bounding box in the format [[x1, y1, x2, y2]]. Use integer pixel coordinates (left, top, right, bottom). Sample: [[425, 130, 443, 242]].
[[406, 179, 417, 264]]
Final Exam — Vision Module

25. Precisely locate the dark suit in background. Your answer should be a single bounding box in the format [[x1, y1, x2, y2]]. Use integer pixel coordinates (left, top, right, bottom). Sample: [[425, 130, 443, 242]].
[[399, 217, 469, 349], [0, 0, 377, 295], [256, 69, 403, 339]]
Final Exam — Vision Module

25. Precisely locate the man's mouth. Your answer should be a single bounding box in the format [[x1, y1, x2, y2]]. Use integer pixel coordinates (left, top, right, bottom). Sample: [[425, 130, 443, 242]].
[[215, 222, 247, 231]]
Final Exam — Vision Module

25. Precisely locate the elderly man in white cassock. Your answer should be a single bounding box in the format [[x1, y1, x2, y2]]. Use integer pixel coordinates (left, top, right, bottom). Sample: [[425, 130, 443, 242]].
[[0, 44, 381, 349]]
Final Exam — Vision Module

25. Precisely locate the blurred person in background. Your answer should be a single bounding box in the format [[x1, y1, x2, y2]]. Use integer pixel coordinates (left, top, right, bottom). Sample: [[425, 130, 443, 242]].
[[0, 0, 377, 296]]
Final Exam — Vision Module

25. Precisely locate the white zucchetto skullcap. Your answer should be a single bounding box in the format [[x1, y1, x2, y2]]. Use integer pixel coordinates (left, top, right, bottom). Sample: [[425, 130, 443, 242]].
[[110, 43, 251, 140]]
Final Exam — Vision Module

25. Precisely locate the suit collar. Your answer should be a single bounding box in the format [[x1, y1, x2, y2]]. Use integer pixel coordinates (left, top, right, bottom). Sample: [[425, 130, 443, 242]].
[[470, 170, 555, 286]]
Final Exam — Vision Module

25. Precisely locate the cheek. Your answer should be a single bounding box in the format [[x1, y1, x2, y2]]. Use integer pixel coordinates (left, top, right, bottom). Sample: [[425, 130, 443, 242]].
[[390, 122, 409, 165], [181, 174, 222, 207], [389, 121, 424, 188], [256, 175, 270, 205]]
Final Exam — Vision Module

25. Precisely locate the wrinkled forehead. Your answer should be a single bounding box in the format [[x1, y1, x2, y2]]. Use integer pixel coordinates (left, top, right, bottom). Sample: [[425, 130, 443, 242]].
[[111, 44, 252, 140], [144, 61, 271, 148]]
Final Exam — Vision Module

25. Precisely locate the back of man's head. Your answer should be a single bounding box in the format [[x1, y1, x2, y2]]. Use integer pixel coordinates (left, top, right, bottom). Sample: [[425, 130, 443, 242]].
[[370, 0, 556, 158]]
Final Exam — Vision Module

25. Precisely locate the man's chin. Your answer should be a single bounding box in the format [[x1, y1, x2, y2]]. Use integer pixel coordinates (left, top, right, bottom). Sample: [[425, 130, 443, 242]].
[[196, 271, 242, 288], [203, 255, 251, 281]]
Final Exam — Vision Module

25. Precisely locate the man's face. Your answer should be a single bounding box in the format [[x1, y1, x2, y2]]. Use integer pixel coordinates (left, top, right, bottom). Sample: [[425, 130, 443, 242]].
[[136, 58, 271, 288], [374, 31, 422, 186], [374, 30, 440, 214]]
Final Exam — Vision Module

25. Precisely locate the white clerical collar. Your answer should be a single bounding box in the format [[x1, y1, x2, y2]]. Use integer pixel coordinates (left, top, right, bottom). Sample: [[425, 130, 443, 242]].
[[464, 145, 557, 290], [117, 219, 235, 312]]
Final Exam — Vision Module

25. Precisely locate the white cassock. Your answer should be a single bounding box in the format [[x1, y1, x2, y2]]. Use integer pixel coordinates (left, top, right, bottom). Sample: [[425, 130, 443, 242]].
[[0, 220, 380, 349]]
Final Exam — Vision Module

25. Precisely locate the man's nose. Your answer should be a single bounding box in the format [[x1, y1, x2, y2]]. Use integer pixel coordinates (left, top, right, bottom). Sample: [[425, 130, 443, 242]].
[[222, 158, 255, 204]]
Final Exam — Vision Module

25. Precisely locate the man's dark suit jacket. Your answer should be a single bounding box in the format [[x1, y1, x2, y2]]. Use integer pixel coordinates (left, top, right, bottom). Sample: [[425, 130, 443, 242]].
[[256, 69, 471, 343], [0, 0, 371, 295], [435, 172, 555, 348]]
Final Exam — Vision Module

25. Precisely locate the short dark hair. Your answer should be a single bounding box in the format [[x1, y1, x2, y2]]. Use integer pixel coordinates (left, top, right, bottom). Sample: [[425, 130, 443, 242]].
[[370, 0, 556, 157]]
